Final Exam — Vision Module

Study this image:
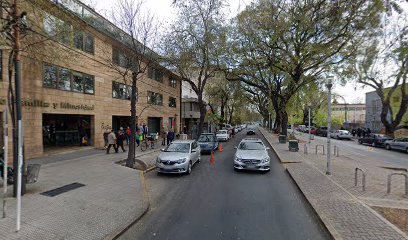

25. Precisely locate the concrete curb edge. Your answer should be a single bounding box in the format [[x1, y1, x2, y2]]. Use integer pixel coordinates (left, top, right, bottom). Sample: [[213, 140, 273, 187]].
[[104, 171, 151, 240]]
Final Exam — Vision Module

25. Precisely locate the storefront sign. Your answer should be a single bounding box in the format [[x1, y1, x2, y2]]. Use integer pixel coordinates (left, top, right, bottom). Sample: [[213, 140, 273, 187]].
[[0, 98, 94, 111]]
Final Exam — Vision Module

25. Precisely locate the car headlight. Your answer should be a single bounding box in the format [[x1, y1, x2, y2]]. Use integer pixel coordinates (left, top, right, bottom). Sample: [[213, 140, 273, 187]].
[[235, 156, 242, 162], [176, 158, 187, 164], [262, 157, 270, 163]]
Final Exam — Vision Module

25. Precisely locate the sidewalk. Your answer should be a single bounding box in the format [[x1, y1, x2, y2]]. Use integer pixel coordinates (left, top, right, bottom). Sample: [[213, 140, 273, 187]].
[[259, 128, 408, 240], [0, 147, 160, 240]]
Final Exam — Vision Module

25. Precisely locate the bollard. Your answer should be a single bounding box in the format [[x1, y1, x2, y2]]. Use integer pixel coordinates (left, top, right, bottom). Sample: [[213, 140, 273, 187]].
[[315, 145, 325, 155], [354, 168, 366, 191], [304, 144, 308, 154], [333, 146, 339, 157], [387, 172, 408, 195]]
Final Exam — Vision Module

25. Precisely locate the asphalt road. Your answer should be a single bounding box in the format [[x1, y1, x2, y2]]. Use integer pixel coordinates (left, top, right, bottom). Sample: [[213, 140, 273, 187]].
[[119, 129, 330, 240], [300, 132, 408, 167]]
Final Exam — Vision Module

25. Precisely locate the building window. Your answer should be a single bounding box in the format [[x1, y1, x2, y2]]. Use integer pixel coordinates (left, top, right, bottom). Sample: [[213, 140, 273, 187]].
[[147, 91, 163, 105], [112, 47, 138, 70], [43, 64, 58, 88], [169, 78, 177, 88], [169, 97, 177, 108], [43, 63, 94, 94], [73, 28, 94, 54], [148, 67, 163, 82], [112, 81, 135, 100]]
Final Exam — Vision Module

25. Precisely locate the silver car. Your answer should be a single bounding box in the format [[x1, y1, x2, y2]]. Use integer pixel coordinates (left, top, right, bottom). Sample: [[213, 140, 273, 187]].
[[385, 138, 408, 153], [233, 138, 270, 172], [156, 140, 201, 174]]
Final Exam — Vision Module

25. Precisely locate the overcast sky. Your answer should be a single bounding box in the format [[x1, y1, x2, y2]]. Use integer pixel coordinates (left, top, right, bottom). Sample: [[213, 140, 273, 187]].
[[84, 0, 372, 103]]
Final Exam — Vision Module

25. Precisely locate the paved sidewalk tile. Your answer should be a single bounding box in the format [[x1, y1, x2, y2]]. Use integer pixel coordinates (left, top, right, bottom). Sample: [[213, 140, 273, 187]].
[[260, 128, 408, 239], [0, 148, 155, 240]]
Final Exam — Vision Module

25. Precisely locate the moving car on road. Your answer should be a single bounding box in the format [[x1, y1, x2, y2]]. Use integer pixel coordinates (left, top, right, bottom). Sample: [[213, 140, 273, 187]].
[[330, 130, 352, 140], [246, 127, 256, 135], [233, 138, 270, 172], [216, 130, 229, 141], [156, 140, 201, 174], [358, 134, 393, 147], [197, 134, 219, 154], [385, 138, 408, 153]]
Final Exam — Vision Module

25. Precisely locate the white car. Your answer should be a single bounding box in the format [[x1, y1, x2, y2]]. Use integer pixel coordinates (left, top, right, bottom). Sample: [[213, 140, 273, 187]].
[[216, 130, 229, 141], [331, 130, 352, 140]]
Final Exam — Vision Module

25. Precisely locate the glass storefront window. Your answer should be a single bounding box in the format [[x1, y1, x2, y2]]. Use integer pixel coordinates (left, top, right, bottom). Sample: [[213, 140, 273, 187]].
[[58, 67, 71, 91], [72, 71, 84, 93], [44, 64, 57, 88]]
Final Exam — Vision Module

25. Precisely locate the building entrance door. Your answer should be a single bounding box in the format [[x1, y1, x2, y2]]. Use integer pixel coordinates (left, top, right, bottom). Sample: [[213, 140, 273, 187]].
[[43, 114, 92, 147], [147, 117, 161, 135], [112, 116, 131, 132]]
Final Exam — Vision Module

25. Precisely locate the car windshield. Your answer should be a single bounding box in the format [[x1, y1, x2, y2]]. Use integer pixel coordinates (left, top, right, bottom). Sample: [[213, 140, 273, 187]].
[[198, 136, 215, 142], [238, 142, 265, 150], [165, 143, 190, 153]]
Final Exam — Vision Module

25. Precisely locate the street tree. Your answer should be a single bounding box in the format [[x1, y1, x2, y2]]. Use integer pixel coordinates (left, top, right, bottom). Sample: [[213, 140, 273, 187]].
[[229, 0, 382, 135], [161, 0, 227, 138], [342, 1, 408, 136], [103, 0, 159, 167]]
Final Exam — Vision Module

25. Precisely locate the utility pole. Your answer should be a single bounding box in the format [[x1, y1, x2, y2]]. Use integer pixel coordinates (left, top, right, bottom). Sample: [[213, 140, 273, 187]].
[[326, 76, 334, 175], [308, 106, 311, 144], [12, 0, 25, 231]]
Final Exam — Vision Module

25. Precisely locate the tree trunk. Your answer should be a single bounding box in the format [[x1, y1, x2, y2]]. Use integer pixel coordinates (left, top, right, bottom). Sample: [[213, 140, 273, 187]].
[[228, 106, 234, 124], [126, 73, 137, 168], [280, 108, 288, 136], [197, 93, 206, 139]]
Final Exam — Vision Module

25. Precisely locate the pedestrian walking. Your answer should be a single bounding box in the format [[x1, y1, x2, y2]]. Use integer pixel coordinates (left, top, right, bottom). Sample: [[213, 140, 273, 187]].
[[161, 127, 167, 146], [126, 126, 131, 145], [167, 129, 175, 145], [116, 130, 126, 152], [135, 129, 141, 147], [142, 123, 148, 140], [103, 130, 109, 149], [78, 122, 87, 146], [183, 125, 188, 134], [107, 130, 118, 154]]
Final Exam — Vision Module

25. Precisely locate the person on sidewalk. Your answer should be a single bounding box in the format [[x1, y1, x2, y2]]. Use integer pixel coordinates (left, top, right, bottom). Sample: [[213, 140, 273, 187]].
[[135, 129, 141, 147], [107, 130, 118, 154], [142, 123, 148, 140], [161, 127, 168, 146], [116, 130, 126, 152], [126, 126, 131, 145], [103, 130, 109, 149], [167, 129, 175, 145]]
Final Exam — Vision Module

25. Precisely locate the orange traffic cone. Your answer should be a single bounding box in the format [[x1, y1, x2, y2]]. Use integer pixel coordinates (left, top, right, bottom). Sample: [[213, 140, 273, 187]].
[[210, 151, 215, 165], [219, 143, 223, 152]]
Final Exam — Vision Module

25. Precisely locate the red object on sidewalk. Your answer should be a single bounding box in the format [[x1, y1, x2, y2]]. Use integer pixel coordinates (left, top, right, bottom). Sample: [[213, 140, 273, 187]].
[[219, 143, 223, 152], [210, 151, 215, 165]]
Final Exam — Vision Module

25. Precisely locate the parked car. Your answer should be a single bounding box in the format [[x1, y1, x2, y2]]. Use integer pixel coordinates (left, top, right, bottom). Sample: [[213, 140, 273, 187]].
[[233, 138, 270, 172], [310, 127, 318, 135], [156, 140, 201, 174], [385, 138, 408, 153], [197, 134, 219, 153], [317, 127, 328, 137], [358, 134, 393, 147], [216, 130, 229, 141], [246, 128, 256, 135], [331, 130, 352, 140]]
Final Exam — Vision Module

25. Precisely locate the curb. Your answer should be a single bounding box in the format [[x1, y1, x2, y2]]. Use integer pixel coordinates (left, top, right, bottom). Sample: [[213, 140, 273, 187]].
[[144, 165, 157, 174], [104, 171, 151, 240], [285, 167, 339, 240], [259, 128, 291, 164]]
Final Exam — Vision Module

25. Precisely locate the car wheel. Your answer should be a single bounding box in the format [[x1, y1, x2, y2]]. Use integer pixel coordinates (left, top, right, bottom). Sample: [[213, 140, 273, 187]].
[[371, 142, 376, 147], [386, 144, 391, 150], [187, 161, 192, 174], [406, 148, 408, 154], [197, 156, 201, 163]]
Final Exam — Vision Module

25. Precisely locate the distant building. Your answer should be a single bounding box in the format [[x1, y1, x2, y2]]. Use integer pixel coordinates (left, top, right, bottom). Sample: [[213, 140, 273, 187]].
[[331, 103, 365, 128], [365, 84, 408, 133]]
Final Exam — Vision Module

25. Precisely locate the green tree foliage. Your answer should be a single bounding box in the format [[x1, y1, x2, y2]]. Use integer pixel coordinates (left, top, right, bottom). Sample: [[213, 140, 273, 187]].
[[228, 0, 382, 136]]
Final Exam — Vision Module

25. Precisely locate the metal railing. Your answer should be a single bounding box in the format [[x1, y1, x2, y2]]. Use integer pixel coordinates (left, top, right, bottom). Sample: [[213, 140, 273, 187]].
[[315, 145, 325, 155], [354, 168, 366, 191], [387, 172, 408, 195]]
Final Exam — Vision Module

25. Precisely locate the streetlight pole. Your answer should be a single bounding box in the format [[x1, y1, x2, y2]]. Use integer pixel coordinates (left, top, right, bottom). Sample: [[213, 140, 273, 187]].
[[268, 113, 271, 131], [308, 106, 311, 143], [326, 76, 334, 175]]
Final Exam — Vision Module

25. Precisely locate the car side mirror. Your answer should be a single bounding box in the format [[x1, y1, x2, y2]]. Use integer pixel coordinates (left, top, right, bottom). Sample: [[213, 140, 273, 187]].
[[191, 149, 196, 153], [160, 149, 165, 152], [234, 146, 237, 149], [266, 147, 270, 150]]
